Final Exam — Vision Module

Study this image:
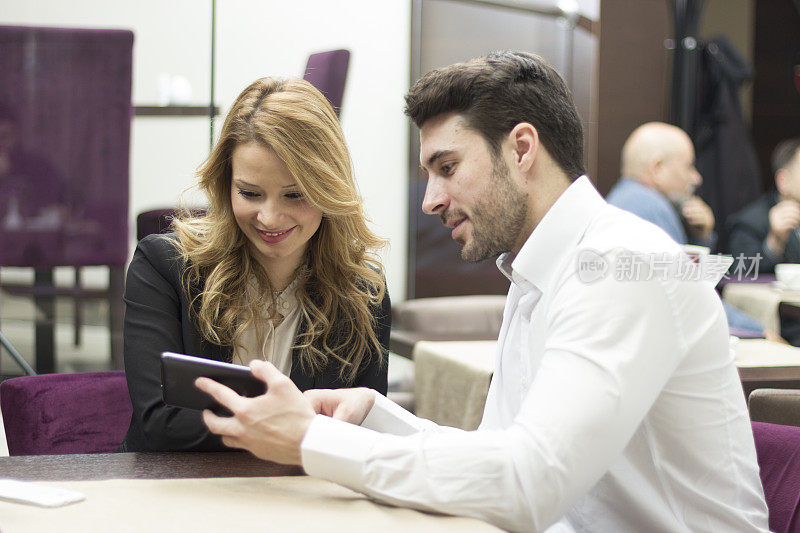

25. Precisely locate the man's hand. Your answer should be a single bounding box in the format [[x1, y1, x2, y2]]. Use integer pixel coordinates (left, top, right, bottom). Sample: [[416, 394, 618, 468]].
[[304, 388, 376, 425], [681, 196, 715, 241], [767, 200, 800, 255], [196, 360, 315, 465], [764, 329, 788, 344]]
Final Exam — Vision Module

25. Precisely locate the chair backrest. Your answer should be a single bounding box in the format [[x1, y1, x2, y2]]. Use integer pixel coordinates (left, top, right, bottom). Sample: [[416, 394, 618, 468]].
[[0, 25, 132, 268], [136, 208, 178, 241], [752, 421, 800, 533], [136, 208, 207, 241], [749, 388, 800, 427], [0, 371, 132, 455], [303, 49, 350, 117], [392, 295, 507, 336]]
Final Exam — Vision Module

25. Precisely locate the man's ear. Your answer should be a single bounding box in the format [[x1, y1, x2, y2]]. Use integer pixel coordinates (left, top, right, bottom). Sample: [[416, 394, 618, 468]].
[[507, 122, 538, 172], [648, 156, 667, 189]]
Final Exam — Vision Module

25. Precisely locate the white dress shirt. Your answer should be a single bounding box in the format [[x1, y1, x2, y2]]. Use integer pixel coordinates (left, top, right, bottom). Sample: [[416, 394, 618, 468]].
[[301, 177, 769, 532]]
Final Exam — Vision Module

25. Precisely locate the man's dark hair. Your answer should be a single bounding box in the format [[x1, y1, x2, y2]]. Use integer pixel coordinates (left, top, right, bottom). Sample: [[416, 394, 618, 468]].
[[404, 51, 585, 180], [772, 138, 800, 175]]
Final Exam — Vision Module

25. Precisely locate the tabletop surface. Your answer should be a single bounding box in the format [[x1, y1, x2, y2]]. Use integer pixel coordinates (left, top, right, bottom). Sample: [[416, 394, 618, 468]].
[[0, 453, 500, 532], [0, 476, 500, 533], [0, 451, 303, 481]]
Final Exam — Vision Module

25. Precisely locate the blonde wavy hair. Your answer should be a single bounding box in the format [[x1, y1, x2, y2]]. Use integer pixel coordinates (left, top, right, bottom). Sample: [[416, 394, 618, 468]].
[[171, 77, 387, 383]]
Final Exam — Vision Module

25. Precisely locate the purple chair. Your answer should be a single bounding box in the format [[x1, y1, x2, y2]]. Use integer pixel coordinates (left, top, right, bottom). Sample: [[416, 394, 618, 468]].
[[136, 208, 207, 242], [0, 25, 133, 373], [0, 372, 132, 455], [136, 208, 179, 241], [752, 421, 800, 532], [303, 49, 350, 116]]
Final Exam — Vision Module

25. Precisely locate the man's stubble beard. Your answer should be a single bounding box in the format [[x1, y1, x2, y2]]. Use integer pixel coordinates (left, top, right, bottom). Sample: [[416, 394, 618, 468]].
[[459, 157, 529, 263]]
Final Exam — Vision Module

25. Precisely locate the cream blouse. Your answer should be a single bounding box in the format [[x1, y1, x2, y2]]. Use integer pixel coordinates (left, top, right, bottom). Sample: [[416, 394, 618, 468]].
[[232, 276, 302, 376]]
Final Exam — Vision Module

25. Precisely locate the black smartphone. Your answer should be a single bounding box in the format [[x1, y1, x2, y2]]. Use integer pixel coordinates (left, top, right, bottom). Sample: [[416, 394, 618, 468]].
[[160, 352, 267, 415]]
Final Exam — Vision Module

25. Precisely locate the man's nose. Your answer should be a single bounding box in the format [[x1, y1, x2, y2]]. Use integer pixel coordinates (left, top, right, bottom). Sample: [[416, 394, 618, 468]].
[[421, 178, 449, 215], [692, 167, 702, 187]]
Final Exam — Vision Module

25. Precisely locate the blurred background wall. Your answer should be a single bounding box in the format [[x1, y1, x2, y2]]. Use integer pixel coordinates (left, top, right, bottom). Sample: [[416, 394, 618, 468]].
[[1, 0, 411, 301]]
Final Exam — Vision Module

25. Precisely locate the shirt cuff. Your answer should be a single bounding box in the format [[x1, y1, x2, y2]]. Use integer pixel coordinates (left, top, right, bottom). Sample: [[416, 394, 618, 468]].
[[301, 414, 377, 491], [361, 391, 427, 436]]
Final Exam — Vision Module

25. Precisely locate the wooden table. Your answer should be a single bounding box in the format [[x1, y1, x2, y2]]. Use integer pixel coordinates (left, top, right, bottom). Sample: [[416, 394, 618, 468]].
[[0, 452, 499, 533], [738, 366, 800, 398], [0, 452, 302, 481], [736, 339, 800, 397]]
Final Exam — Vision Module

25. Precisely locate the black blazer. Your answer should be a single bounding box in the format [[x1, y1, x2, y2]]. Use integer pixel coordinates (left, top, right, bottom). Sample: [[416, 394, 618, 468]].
[[119, 234, 390, 452], [728, 190, 800, 273]]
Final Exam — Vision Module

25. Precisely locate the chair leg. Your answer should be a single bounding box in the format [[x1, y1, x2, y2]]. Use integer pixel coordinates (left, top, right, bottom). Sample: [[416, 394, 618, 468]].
[[108, 266, 125, 370], [34, 268, 55, 374], [0, 268, 3, 376], [74, 267, 83, 347]]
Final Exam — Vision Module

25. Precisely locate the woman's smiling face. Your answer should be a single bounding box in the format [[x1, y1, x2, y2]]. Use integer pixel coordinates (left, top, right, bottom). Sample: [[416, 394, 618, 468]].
[[230, 142, 323, 276]]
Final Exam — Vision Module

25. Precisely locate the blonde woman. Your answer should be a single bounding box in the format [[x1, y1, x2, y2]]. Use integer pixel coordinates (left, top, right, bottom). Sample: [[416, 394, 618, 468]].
[[119, 78, 390, 452]]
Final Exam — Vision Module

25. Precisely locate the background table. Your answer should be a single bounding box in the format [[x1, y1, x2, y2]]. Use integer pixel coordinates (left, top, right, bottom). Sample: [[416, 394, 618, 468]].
[[737, 339, 800, 397], [723, 282, 800, 333], [412, 339, 800, 430], [413, 341, 496, 430], [0, 452, 499, 533]]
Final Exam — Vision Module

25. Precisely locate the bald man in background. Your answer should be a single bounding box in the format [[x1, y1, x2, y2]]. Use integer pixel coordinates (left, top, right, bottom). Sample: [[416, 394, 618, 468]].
[[606, 122, 715, 247], [607, 122, 769, 337]]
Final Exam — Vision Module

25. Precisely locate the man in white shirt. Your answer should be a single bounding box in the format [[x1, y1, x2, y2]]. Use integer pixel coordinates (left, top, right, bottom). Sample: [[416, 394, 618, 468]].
[[196, 51, 769, 532]]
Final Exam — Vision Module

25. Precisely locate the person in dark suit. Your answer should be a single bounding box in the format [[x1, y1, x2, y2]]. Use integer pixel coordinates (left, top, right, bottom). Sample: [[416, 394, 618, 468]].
[[119, 78, 390, 452], [728, 138, 800, 273]]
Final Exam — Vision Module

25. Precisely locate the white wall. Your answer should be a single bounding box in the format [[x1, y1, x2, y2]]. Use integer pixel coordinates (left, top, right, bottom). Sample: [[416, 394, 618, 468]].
[[1, 0, 410, 300], [215, 0, 410, 299]]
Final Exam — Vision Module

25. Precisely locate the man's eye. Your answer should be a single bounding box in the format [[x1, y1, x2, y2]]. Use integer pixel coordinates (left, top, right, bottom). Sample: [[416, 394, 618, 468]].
[[441, 163, 455, 175], [237, 189, 259, 199]]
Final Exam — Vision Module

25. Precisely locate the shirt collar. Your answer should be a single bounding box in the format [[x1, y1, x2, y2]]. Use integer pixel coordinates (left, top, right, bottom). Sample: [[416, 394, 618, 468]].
[[497, 176, 605, 292], [247, 274, 302, 317], [274, 275, 301, 316]]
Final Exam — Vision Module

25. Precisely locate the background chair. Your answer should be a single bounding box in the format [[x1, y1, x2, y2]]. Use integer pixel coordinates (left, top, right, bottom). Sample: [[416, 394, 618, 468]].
[[0, 26, 133, 373], [136, 208, 180, 242], [0, 329, 35, 376], [386, 295, 506, 414], [392, 295, 506, 337], [0, 371, 132, 455], [136, 208, 207, 242], [751, 421, 800, 533], [749, 388, 800, 427], [390, 295, 506, 359], [302, 49, 350, 116]]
